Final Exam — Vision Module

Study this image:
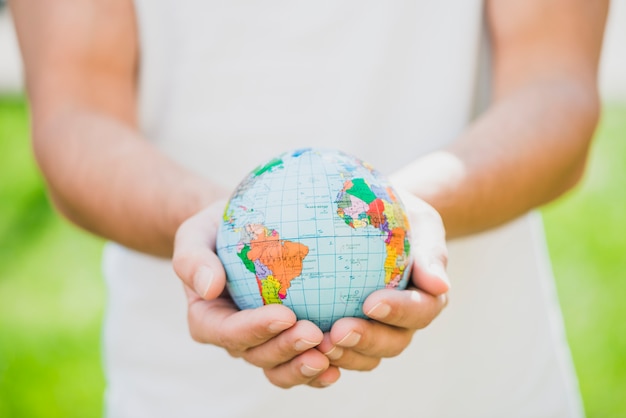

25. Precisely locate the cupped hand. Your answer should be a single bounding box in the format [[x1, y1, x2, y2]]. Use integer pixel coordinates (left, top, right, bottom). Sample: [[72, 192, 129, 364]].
[[318, 191, 449, 370], [172, 201, 340, 388]]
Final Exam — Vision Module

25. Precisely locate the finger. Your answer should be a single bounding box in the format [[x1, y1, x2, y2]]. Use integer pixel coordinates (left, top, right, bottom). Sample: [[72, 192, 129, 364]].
[[319, 332, 382, 371], [185, 288, 297, 352], [242, 320, 324, 369], [329, 317, 413, 360], [263, 349, 331, 389], [327, 348, 382, 371], [320, 327, 382, 367], [306, 365, 341, 388], [173, 203, 227, 300], [318, 333, 342, 362], [363, 286, 448, 329]]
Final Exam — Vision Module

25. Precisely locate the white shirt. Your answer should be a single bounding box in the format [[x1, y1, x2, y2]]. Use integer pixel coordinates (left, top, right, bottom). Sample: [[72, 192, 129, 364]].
[[103, 1, 584, 416]]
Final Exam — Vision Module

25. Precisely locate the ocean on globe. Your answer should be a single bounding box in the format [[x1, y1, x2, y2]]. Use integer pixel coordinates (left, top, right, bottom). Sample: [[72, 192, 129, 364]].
[[216, 148, 412, 332]]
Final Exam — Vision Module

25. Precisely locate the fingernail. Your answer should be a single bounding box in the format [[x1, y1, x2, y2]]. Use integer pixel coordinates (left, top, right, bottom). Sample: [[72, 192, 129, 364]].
[[301, 364, 323, 377], [193, 266, 214, 298], [268, 321, 292, 333], [428, 263, 450, 286], [294, 339, 318, 352], [366, 302, 391, 320], [323, 346, 344, 361], [336, 331, 361, 348]]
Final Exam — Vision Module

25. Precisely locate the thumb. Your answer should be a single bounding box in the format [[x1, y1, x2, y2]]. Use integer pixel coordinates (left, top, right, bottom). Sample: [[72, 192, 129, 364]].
[[397, 190, 450, 296], [412, 248, 449, 296], [172, 203, 227, 300]]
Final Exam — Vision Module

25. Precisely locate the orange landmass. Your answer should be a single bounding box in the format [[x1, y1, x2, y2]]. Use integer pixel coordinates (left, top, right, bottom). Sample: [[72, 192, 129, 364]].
[[384, 227, 406, 286], [247, 229, 309, 299]]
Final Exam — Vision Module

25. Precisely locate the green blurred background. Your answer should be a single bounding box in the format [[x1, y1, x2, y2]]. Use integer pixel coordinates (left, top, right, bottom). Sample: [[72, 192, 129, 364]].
[[1, 95, 625, 417]]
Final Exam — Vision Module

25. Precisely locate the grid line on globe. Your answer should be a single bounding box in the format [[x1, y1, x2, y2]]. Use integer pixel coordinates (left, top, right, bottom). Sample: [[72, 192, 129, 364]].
[[216, 148, 412, 332]]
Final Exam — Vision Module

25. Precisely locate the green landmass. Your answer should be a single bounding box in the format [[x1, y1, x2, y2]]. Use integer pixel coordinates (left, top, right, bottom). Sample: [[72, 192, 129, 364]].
[[252, 157, 283, 177], [236, 243, 256, 273], [345, 178, 377, 203]]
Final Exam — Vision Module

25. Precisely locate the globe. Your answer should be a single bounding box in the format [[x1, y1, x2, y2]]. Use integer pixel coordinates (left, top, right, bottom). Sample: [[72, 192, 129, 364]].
[[216, 148, 412, 332]]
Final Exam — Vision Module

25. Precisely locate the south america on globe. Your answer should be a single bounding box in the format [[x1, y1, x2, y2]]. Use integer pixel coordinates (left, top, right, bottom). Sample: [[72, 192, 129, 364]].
[[216, 148, 412, 332]]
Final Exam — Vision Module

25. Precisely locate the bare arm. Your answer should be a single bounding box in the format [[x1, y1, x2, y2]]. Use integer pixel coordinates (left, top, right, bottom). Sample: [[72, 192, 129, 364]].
[[11, 0, 222, 257], [11, 0, 339, 388], [391, 0, 608, 237]]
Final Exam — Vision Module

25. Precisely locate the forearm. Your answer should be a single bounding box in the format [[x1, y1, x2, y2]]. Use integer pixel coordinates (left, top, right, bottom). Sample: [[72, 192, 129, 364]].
[[391, 78, 599, 238], [33, 106, 226, 257]]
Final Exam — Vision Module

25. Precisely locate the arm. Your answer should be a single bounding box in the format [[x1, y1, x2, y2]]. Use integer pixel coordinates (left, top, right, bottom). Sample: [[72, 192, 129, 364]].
[[11, 0, 218, 257], [318, 0, 608, 371], [391, 0, 608, 238], [11, 0, 337, 388]]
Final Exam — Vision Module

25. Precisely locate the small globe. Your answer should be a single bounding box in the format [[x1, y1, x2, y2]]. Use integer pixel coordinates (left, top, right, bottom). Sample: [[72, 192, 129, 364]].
[[216, 148, 412, 332]]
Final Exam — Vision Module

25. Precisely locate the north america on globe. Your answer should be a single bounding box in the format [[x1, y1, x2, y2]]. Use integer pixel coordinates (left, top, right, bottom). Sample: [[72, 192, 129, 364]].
[[216, 148, 412, 331]]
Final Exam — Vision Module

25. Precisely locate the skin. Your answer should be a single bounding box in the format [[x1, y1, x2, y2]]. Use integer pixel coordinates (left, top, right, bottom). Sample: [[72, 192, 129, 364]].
[[11, 0, 607, 389]]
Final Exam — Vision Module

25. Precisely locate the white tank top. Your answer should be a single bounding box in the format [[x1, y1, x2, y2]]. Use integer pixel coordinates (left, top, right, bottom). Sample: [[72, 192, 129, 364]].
[[102, 1, 584, 416]]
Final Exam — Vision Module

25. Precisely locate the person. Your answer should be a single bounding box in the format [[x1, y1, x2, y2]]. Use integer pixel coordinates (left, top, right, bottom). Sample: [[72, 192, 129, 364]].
[[11, 0, 607, 416]]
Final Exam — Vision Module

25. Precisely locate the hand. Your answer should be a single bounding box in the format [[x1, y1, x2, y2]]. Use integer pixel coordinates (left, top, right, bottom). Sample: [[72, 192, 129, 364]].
[[318, 191, 449, 370], [172, 201, 341, 388]]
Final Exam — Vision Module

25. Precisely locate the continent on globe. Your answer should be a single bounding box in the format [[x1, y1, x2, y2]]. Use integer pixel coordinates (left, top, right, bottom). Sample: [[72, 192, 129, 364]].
[[236, 223, 309, 305], [336, 178, 411, 288], [216, 147, 413, 332]]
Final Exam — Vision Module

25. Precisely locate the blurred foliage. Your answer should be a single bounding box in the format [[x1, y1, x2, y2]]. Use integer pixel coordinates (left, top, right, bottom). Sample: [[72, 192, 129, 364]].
[[542, 103, 626, 417], [0, 96, 624, 417], [0, 96, 105, 418]]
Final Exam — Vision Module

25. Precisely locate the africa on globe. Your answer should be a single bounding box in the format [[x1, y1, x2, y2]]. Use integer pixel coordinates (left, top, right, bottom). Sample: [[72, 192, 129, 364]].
[[216, 148, 412, 332]]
